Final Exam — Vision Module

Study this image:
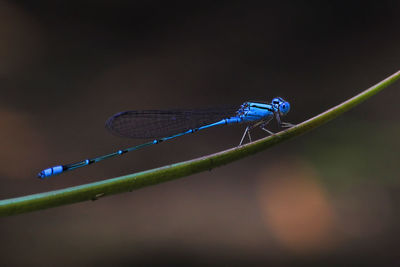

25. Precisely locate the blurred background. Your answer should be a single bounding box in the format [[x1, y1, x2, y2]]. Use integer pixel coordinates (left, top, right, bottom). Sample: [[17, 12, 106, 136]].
[[1, 1, 399, 266]]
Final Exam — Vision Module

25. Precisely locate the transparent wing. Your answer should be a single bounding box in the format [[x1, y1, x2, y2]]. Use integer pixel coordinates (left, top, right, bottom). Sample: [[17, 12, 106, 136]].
[[105, 106, 239, 139]]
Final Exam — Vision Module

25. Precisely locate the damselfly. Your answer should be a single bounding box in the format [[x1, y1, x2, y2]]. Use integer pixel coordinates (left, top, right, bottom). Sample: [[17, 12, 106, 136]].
[[38, 97, 292, 178]]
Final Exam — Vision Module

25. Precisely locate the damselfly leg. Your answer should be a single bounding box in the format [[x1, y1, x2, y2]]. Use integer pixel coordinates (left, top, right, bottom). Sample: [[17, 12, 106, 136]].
[[239, 118, 294, 146]]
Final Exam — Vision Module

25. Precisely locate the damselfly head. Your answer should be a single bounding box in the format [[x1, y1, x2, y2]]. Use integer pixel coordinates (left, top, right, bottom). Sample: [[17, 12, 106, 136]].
[[272, 97, 290, 116]]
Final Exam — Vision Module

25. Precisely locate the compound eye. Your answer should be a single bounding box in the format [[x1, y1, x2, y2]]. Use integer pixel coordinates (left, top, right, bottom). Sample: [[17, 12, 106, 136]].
[[279, 101, 290, 115]]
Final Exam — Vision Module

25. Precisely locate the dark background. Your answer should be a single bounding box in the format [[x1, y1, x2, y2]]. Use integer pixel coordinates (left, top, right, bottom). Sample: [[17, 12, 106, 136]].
[[1, 1, 400, 266]]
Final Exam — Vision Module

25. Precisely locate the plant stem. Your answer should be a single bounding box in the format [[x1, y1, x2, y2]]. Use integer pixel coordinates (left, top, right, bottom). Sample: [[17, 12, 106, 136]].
[[1, 70, 399, 216]]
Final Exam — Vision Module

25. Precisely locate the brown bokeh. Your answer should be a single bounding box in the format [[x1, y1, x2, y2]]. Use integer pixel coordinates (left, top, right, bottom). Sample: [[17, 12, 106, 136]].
[[1, 1, 400, 266]]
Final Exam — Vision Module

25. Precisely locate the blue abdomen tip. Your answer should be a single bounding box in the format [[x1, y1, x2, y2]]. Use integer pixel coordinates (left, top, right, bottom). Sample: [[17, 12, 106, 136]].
[[38, 166, 64, 179]]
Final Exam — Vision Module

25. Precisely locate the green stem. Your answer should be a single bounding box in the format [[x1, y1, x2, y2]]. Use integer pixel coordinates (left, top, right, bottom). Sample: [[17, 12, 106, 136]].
[[1, 70, 400, 216]]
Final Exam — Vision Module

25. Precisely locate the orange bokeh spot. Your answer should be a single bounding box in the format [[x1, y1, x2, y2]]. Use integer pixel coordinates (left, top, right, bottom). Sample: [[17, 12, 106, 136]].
[[257, 160, 336, 253]]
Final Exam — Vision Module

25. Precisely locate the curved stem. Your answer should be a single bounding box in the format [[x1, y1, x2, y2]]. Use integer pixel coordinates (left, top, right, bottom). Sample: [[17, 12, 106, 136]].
[[1, 70, 399, 216]]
